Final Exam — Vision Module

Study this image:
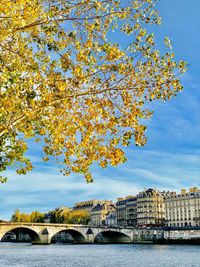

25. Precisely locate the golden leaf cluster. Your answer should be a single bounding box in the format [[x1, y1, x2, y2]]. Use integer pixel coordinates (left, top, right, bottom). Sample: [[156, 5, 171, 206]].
[[0, 0, 187, 183]]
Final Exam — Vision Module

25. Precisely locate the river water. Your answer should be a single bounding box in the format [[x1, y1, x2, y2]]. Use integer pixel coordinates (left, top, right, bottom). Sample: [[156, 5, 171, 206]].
[[0, 243, 200, 267]]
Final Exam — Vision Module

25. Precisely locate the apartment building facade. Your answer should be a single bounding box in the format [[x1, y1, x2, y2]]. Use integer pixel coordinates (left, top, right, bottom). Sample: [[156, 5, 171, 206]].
[[116, 198, 127, 226], [165, 187, 200, 227], [90, 201, 115, 226], [137, 188, 165, 227], [116, 195, 137, 226], [126, 196, 137, 226], [73, 200, 103, 213]]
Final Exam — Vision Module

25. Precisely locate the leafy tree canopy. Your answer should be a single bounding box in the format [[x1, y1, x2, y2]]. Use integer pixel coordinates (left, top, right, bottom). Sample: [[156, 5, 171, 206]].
[[50, 209, 90, 224], [10, 208, 90, 224], [0, 0, 187, 183], [11, 209, 45, 223]]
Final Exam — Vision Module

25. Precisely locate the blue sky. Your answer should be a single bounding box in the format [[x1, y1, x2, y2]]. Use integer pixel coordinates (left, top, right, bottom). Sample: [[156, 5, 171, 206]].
[[1, 0, 200, 220]]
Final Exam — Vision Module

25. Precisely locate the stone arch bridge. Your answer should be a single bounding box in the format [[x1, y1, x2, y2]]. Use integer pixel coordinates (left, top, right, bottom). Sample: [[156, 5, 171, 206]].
[[0, 222, 143, 244]]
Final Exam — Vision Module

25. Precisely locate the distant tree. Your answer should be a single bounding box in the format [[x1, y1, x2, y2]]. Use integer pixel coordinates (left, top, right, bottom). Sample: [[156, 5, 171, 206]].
[[49, 210, 58, 224], [0, 0, 187, 183], [11, 209, 45, 223], [50, 208, 90, 224], [11, 209, 21, 222], [30, 211, 45, 223], [11, 210, 30, 222], [50, 208, 69, 223], [70, 210, 90, 225]]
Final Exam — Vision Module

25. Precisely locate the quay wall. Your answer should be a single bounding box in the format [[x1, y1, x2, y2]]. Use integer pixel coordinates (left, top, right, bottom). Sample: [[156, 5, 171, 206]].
[[134, 228, 200, 244]]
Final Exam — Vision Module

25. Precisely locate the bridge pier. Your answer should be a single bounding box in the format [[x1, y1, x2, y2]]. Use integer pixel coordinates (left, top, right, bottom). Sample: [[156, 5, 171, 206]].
[[36, 228, 51, 245], [85, 234, 95, 244], [32, 241, 50, 245], [32, 235, 50, 245]]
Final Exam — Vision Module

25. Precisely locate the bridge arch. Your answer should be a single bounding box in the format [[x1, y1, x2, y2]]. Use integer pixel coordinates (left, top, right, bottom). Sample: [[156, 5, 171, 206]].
[[50, 229, 85, 244], [94, 230, 132, 244], [1, 227, 41, 244]]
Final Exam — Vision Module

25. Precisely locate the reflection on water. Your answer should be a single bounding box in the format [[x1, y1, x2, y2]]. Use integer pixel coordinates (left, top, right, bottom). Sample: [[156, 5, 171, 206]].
[[0, 243, 200, 267]]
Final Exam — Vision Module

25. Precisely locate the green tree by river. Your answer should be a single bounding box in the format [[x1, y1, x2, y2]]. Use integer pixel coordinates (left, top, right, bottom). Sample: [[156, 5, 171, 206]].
[[11, 208, 90, 225]]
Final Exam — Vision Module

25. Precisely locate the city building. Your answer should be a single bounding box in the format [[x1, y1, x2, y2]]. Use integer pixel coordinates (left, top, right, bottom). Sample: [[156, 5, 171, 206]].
[[105, 207, 117, 226], [44, 212, 52, 223], [165, 187, 200, 227], [55, 207, 71, 212], [137, 188, 165, 227], [116, 197, 127, 226], [90, 201, 114, 226], [126, 196, 137, 226], [116, 196, 137, 226], [73, 200, 103, 213]]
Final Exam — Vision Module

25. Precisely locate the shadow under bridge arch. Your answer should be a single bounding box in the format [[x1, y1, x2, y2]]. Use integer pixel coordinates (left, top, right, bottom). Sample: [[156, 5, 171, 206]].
[[51, 229, 85, 244], [1, 227, 41, 244], [94, 230, 132, 244]]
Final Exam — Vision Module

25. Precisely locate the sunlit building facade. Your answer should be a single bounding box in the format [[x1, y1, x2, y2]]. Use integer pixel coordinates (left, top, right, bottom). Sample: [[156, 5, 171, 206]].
[[165, 187, 200, 227], [90, 201, 114, 226], [137, 188, 165, 227]]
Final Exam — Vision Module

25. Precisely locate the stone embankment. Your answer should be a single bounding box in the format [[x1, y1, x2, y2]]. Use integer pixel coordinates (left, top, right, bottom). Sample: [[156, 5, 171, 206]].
[[134, 227, 200, 244]]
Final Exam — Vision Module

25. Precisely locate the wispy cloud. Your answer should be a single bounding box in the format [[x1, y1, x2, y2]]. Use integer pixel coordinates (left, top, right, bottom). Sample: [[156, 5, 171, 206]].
[[1, 148, 200, 220]]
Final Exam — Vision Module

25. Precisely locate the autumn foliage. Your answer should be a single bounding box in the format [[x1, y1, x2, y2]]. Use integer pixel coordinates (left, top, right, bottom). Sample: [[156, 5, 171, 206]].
[[0, 0, 187, 182], [11, 209, 45, 223], [50, 209, 90, 224], [11, 208, 90, 225]]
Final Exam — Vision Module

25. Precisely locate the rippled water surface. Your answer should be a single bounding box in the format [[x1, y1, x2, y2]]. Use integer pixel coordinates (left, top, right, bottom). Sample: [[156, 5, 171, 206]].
[[0, 243, 200, 267]]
